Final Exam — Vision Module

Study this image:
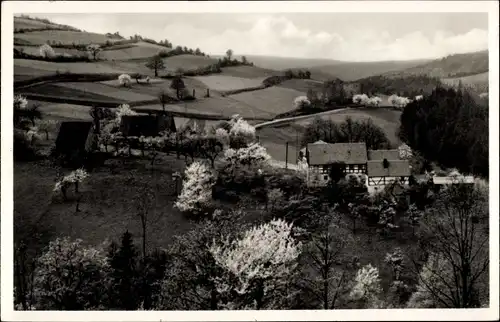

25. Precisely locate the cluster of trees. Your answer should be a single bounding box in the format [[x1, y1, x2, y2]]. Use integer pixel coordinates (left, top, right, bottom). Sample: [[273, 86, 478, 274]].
[[157, 46, 208, 59], [14, 90, 490, 310], [301, 116, 392, 150], [16, 161, 490, 310], [352, 94, 382, 107], [399, 86, 488, 178], [353, 75, 442, 98], [284, 69, 312, 79], [13, 95, 60, 161], [217, 49, 254, 68]]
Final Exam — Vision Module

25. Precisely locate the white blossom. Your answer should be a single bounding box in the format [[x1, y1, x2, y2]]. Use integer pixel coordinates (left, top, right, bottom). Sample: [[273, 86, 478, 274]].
[[39, 44, 55, 58], [14, 95, 29, 109], [53, 168, 89, 193], [175, 161, 215, 214], [118, 74, 132, 87], [228, 114, 256, 146], [353, 94, 369, 104], [293, 96, 311, 109], [222, 142, 271, 170], [389, 94, 412, 109], [415, 95, 424, 101], [215, 128, 230, 146], [350, 264, 382, 302], [209, 219, 301, 308]]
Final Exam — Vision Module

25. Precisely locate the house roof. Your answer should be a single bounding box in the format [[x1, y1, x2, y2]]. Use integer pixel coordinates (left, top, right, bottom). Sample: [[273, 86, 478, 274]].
[[368, 149, 400, 161], [432, 176, 475, 184], [367, 160, 411, 177], [307, 142, 368, 165]]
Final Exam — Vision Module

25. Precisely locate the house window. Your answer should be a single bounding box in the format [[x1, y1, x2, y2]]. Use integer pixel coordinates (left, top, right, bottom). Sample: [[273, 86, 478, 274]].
[[323, 175, 328, 180]]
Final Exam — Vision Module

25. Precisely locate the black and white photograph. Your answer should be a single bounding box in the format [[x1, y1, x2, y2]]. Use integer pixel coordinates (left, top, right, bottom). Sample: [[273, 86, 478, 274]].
[[1, 1, 499, 320]]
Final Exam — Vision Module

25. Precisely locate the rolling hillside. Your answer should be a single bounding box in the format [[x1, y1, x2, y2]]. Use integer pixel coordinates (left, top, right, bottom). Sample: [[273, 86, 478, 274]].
[[386, 50, 489, 79]]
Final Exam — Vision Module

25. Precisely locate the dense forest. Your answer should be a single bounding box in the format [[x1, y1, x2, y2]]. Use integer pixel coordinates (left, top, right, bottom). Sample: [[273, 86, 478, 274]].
[[399, 86, 489, 178]]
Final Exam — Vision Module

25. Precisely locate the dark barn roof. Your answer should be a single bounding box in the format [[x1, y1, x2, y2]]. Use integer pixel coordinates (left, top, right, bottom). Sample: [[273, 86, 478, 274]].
[[55, 121, 93, 154], [367, 160, 411, 177], [368, 149, 401, 161], [307, 142, 368, 165]]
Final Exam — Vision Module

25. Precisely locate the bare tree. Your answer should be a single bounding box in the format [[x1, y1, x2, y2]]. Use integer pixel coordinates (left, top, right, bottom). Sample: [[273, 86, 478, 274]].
[[298, 220, 355, 309], [411, 183, 489, 308], [158, 91, 169, 112], [136, 183, 157, 259], [145, 55, 165, 77]]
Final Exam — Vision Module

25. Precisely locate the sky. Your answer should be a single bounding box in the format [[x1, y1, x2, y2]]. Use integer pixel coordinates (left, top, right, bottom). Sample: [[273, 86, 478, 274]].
[[27, 13, 489, 62]]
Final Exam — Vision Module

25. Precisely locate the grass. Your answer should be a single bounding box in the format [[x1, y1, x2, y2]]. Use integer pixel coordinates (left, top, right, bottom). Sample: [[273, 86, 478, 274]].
[[33, 101, 93, 121], [277, 78, 325, 93], [14, 157, 195, 256], [100, 42, 168, 61], [441, 72, 489, 93], [220, 65, 280, 78], [14, 59, 131, 75], [192, 75, 266, 92], [184, 96, 275, 119], [15, 46, 84, 57], [228, 86, 307, 115], [163, 55, 218, 73], [18, 83, 122, 103], [14, 30, 119, 46], [54, 82, 158, 102]]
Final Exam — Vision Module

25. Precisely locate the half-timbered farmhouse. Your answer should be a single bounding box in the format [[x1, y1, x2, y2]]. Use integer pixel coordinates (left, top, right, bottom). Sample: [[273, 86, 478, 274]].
[[305, 141, 368, 186], [303, 141, 411, 188]]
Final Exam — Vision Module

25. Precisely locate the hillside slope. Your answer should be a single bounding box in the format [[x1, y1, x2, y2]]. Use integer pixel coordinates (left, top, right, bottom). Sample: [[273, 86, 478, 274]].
[[385, 50, 488, 79]]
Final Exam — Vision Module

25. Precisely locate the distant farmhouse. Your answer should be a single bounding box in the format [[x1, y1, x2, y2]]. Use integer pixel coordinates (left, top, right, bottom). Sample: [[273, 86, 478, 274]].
[[302, 141, 411, 188]]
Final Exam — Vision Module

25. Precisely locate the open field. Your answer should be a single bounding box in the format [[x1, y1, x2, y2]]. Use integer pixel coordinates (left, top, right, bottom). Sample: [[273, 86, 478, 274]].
[[182, 96, 275, 119], [14, 59, 130, 75], [18, 83, 122, 103], [441, 72, 489, 93], [54, 82, 157, 102], [14, 30, 118, 46], [192, 75, 266, 92], [100, 42, 168, 60], [220, 65, 281, 78], [15, 45, 84, 57], [163, 54, 218, 72], [277, 78, 325, 93], [34, 101, 93, 121], [14, 157, 195, 258], [228, 86, 306, 115]]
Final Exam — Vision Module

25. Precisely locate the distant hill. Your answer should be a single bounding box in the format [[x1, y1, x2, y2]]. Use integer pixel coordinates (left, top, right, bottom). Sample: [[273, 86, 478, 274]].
[[230, 54, 431, 82], [381, 50, 489, 93], [385, 50, 488, 79], [229, 55, 344, 70], [309, 59, 432, 82]]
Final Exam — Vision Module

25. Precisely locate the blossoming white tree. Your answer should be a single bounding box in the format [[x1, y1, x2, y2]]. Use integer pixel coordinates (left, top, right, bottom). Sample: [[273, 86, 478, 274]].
[[118, 74, 132, 87], [215, 128, 230, 147], [415, 95, 424, 101], [293, 96, 311, 110], [33, 237, 109, 310], [14, 95, 28, 110], [222, 142, 271, 173], [353, 94, 369, 105], [228, 114, 256, 148], [349, 264, 383, 308], [389, 94, 412, 109], [53, 168, 89, 200], [366, 96, 382, 107], [39, 44, 55, 58], [209, 218, 302, 309], [175, 161, 216, 214]]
